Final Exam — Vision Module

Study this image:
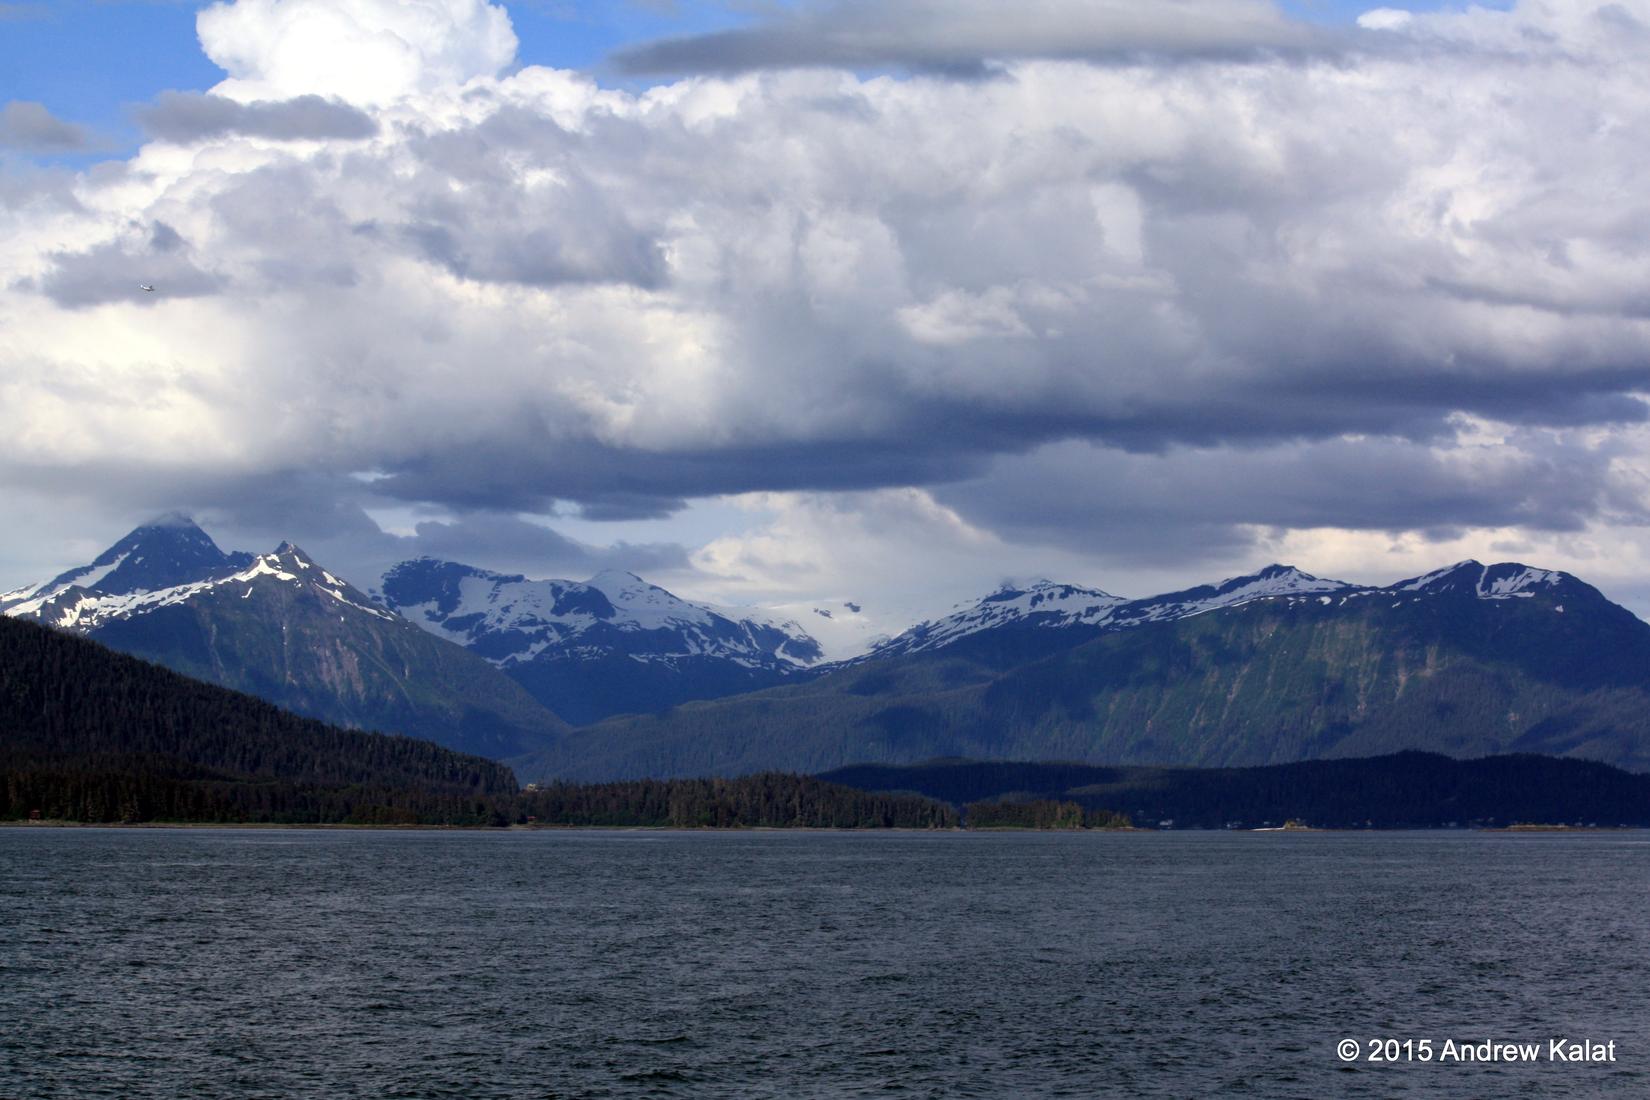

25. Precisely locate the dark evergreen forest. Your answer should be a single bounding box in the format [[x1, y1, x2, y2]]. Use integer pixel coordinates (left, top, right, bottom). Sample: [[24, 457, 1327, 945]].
[[962, 800, 1132, 829], [0, 616, 517, 824], [518, 774, 956, 828], [0, 617, 954, 828], [824, 752, 1650, 828]]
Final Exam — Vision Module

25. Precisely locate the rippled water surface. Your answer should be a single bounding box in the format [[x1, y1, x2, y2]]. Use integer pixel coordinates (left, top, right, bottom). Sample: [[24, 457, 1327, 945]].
[[2, 828, 1646, 1098]]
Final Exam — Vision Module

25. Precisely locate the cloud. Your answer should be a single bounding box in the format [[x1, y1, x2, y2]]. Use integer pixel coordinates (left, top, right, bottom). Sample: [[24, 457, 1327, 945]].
[[0, 101, 91, 153], [196, 0, 518, 104], [692, 488, 1007, 614], [396, 513, 691, 578], [932, 428, 1650, 566], [1357, 9, 1414, 32], [29, 224, 225, 307], [4, 0, 1650, 609], [135, 92, 379, 143], [199, 495, 695, 587], [612, 0, 1330, 76]]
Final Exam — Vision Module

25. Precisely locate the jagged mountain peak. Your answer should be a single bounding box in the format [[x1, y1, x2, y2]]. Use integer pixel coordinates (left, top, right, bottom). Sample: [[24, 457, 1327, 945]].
[[268, 541, 328, 572], [3, 515, 252, 608]]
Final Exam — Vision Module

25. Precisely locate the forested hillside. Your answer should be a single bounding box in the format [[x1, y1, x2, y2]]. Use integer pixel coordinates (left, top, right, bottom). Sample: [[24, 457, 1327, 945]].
[[0, 616, 517, 824]]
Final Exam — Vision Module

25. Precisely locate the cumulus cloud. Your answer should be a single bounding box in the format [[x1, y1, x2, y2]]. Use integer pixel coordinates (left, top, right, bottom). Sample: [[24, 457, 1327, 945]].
[[135, 92, 379, 143], [5, 0, 1650, 612], [196, 0, 518, 104], [0, 101, 91, 153], [613, 0, 1329, 76], [29, 223, 224, 307], [1356, 9, 1414, 32]]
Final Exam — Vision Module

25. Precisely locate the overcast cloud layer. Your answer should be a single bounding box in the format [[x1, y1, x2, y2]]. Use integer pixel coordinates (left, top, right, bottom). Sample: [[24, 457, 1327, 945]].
[[612, 0, 1331, 75], [5, 0, 1650, 621]]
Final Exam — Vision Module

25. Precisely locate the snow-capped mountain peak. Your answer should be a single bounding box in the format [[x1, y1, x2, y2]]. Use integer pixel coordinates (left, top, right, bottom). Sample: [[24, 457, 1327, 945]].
[[378, 558, 824, 672], [869, 579, 1128, 659], [1395, 560, 1574, 600], [1, 515, 253, 611], [2, 527, 396, 633], [1167, 564, 1353, 606], [870, 564, 1360, 659]]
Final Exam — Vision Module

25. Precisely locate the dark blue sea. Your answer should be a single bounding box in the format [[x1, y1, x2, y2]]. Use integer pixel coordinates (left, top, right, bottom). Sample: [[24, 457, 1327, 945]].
[[2, 828, 1645, 1098]]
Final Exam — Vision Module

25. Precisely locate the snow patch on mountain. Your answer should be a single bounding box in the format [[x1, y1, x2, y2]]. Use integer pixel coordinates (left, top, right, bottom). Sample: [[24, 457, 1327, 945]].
[[377, 559, 825, 671], [870, 579, 1126, 659], [872, 566, 1358, 658], [1107, 565, 1355, 628], [1395, 560, 1569, 599], [3, 540, 393, 633], [869, 560, 1588, 660]]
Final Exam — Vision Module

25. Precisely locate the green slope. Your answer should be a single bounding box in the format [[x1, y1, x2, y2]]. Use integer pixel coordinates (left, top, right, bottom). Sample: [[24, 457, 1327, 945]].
[[89, 550, 567, 760], [513, 581, 1650, 781]]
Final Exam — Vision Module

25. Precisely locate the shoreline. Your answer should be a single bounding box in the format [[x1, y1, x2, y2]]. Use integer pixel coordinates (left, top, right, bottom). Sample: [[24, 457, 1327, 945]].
[[6, 820, 1644, 834]]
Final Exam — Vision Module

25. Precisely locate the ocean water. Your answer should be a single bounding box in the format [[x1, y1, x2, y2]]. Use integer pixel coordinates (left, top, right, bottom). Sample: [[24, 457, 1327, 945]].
[[1, 828, 1645, 1099]]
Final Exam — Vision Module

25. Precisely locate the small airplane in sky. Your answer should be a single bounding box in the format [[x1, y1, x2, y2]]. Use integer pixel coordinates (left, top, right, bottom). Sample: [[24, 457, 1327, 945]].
[[139, 284, 155, 292]]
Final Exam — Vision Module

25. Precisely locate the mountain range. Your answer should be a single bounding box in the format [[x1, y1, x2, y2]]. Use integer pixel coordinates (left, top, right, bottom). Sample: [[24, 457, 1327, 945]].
[[8, 516, 1650, 785], [0, 516, 833, 745], [514, 559, 1650, 780]]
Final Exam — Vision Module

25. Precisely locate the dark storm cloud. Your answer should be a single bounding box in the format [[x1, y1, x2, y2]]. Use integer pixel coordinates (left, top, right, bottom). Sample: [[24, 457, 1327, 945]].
[[398, 514, 691, 578], [612, 0, 1332, 75], [0, 101, 91, 153], [934, 433, 1649, 566], [134, 92, 379, 143], [365, 435, 1001, 518]]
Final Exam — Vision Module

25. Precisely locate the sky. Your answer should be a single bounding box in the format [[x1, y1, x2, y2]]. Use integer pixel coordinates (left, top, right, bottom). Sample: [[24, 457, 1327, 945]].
[[3, 0, 1648, 648]]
